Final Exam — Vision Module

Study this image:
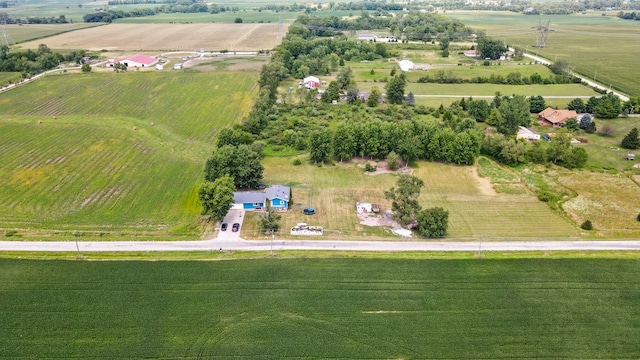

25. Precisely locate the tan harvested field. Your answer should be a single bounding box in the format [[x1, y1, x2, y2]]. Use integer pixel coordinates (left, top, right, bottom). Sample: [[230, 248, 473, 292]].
[[17, 23, 286, 52], [6, 23, 103, 44]]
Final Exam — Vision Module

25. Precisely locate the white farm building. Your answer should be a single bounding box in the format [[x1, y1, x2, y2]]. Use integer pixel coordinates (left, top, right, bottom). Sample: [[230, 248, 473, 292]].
[[109, 54, 158, 68], [398, 59, 415, 72]]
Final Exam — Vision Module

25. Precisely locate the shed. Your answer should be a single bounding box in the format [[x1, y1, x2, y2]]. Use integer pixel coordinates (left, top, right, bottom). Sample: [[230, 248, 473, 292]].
[[398, 59, 415, 72], [516, 126, 540, 141], [356, 202, 373, 213], [303, 76, 320, 89], [358, 33, 377, 42]]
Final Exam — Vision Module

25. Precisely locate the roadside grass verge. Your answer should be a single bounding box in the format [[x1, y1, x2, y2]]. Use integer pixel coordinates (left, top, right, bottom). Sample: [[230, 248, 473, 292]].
[[1, 258, 639, 358]]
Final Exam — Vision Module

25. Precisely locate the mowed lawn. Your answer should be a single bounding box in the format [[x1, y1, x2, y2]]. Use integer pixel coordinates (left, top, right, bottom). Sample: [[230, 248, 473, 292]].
[[251, 158, 578, 240], [446, 11, 640, 96], [0, 72, 258, 238], [1, 258, 639, 358]]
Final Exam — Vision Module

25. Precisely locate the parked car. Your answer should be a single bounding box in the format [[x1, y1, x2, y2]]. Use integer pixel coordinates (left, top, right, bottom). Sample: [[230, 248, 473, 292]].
[[221, 223, 228, 231], [303, 208, 316, 215], [253, 183, 266, 190], [232, 223, 240, 232]]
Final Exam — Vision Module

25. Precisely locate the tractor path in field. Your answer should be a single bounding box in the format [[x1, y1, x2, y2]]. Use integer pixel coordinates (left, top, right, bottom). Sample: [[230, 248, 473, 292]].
[[1, 238, 640, 252]]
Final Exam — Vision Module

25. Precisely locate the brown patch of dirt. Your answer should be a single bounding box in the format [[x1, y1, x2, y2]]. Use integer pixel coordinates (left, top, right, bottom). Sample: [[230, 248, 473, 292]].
[[355, 158, 413, 176], [470, 164, 497, 196]]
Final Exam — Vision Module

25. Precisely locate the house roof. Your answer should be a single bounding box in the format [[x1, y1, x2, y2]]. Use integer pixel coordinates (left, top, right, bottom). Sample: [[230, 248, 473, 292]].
[[538, 107, 577, 124], [464, 50, 479, 57], [266, 185, 290, 201], [233, 191, 266, 204], [114, 54, 157, 65], [303, 76, 319, 83]]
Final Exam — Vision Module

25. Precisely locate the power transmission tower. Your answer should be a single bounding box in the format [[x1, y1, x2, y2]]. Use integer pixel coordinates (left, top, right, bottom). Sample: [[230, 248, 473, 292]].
[[276, 13, 284, 44], [532, 19, 552, 48], [0, 12, 15, 47]]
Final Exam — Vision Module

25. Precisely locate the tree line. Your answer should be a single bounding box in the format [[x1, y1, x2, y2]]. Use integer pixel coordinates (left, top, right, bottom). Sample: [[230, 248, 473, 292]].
[[84, 0, 209, 22], [417, 70, 578, 85], [1, 15, 68, 24], [0, 44, 90, 77]]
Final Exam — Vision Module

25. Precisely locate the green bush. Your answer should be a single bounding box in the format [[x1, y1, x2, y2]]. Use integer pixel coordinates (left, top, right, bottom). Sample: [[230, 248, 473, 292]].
[[364, 162, 376, 172], [5, 230, 17, 237], [292, 158, 302, 166], [580, 220, 593, 230], [637, 212, 640, 222]]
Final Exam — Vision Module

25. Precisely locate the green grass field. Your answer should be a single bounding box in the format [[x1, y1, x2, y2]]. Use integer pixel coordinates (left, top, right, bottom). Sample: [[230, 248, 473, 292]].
[[445, 11, 640, 96], [1, 258, 639, 358], [0, 71, 258, 239], [246, 157, 579, 240]]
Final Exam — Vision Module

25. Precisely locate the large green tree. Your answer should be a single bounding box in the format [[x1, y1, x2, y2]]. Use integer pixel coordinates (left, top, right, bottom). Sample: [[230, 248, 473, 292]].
[[594, 93, 622, 119], [385, 74, 406, 105], [204, 144, 263, 188], [477, 37, 507, 60], [621, 128, 640, 149], [416, 207, 449, 237], [497, 95, 531, 135], [384, 174, 424, 225], [309, 128, 334, 164], [198, 175, 235, 222]]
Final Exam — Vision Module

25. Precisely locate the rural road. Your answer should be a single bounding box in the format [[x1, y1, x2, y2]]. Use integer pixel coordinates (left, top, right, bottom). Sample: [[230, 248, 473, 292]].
[[1, 238, 640, 252]]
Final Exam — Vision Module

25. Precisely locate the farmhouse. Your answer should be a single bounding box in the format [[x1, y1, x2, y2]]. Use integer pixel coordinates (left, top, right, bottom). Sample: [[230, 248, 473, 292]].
[[538, 107, 578, 127], [232, 191, 265, 211], [265, 185, 290, 210], [398, 59, 415, 72], [232, 185, 290, 211], [108, 55, 157, 68], [303, 76, 320, 89], [516, 126, 541, 141]]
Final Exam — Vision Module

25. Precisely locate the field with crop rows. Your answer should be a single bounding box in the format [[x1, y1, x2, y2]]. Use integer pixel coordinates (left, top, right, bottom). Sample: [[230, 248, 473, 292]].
[[5, 23, 103, 44], [446, 11, 640, 96], [0, 71, 258, 238], [17, 23, 286, 52], [1, 258, 639, 358], [247, 157, 579, 240]]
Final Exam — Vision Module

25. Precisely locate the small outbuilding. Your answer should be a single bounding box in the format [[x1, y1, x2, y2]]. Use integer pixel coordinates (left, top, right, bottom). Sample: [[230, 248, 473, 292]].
[[398, 59, 415, 72], [357, 33, 377, 42], [516, 126, 541, 141], [303, 76, 320, 89]]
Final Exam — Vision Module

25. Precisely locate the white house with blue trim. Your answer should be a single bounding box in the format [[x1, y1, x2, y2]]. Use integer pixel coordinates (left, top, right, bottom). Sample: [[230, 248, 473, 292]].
[[232, 185, 290, 211]]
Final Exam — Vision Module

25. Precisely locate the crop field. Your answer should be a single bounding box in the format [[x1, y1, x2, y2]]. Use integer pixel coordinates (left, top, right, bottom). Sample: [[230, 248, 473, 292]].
[[0, 71, 258, 238], [4, 23, 103, 44], [17, 23, 286, 52], [446, 11, 640, 96], [1, 258, 639, 358], [247, 157, 579, 240]]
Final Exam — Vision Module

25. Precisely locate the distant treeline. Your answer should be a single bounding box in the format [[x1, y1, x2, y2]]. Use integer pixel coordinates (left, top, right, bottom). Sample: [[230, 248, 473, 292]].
[[1, 15, 69, 24], [107, 0, 177, 4], [617, 11, 640, 20], [296, 12, 473, 41], [417, 70, 580, 85], [84, 0, 209, 22], [426, 0, 640, 13]]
